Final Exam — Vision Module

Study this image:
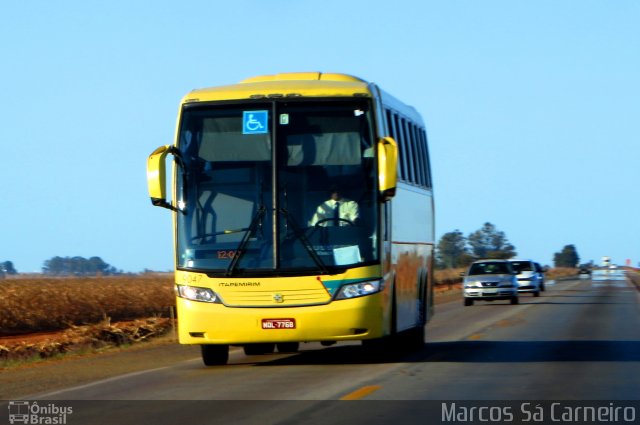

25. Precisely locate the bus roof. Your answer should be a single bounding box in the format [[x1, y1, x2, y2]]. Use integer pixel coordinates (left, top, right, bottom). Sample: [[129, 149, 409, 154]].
[[183, 72, 373, 103]]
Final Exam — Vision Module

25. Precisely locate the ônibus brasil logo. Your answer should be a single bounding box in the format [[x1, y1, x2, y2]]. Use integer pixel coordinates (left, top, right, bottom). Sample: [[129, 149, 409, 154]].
[[7, 401, 73, 424]]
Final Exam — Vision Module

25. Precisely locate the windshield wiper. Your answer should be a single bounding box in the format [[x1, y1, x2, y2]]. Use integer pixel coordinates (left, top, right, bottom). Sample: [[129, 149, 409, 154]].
[[279, 207, 328, 274], [225, 206, 266, 276]]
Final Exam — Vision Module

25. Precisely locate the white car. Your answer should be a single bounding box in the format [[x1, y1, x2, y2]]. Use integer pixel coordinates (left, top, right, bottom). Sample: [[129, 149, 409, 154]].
[[508, 259, 543, 297], [462, 260, 519, 306]]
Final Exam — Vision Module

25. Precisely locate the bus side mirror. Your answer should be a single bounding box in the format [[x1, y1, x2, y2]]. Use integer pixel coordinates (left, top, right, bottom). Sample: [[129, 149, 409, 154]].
[[378, 136, 398, 200], [147, 145, 178, 211]]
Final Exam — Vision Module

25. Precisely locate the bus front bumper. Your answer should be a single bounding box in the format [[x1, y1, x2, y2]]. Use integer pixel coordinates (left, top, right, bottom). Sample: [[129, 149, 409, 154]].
[[176, 293, 386, 345]]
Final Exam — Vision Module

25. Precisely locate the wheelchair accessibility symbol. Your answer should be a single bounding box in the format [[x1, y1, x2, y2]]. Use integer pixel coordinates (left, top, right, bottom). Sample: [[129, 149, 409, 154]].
[[243, 110, 268, 134]]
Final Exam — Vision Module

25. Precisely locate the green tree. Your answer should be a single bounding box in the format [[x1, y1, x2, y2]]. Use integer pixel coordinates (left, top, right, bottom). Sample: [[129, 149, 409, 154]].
[[42, 256, 119, 276], [553, 245, 580, 268], [1, 261, 17, 275], [436, 230, 472, 269], [88, 256, 108, 274], [467, 222, 517, 260]]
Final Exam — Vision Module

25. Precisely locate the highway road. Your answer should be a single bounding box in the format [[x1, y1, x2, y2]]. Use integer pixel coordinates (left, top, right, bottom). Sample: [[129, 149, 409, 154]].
[[7, 277, 640, 424]]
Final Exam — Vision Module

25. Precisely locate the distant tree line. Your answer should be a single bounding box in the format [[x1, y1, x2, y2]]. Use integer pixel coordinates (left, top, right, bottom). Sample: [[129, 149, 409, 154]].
[[42, 256, 122, 276], [436, 222, 517, 269], [435, 223, 582, 270]]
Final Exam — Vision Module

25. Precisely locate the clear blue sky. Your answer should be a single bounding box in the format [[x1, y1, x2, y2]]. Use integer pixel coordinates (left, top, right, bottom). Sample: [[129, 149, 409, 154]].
[[1, 1, 638, 272]]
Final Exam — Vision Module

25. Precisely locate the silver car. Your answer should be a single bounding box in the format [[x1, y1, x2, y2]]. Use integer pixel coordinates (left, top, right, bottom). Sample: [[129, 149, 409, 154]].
[[508, 259, 543, 297], [462, 260, 519, 306]]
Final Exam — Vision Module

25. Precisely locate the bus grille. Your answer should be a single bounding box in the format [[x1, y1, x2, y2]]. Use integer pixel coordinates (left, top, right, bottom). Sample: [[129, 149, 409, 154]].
[[222, 288, 330, 307]]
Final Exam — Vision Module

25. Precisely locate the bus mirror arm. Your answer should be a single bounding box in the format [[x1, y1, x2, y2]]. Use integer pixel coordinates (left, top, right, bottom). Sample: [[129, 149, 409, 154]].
[[151, 198, 182, 213], [377, 137, 398, 200], [380, 188, 396, 201], [147, 145, 187, 214]]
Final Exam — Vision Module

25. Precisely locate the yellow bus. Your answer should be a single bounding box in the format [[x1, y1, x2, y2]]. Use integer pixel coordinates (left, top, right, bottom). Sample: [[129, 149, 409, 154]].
[[146, 72, 435, 365]]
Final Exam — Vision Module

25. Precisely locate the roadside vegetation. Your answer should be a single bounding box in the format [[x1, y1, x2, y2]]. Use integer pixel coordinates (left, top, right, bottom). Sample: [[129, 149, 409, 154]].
[[0, 275, 175, 364], [0, 276, 174, 335], [0, 317, 172, 364], [627, 268, 640, 291]]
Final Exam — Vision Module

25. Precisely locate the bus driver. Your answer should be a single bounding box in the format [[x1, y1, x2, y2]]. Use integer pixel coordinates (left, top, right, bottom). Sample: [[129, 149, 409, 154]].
[[309, 188, 359, 227]]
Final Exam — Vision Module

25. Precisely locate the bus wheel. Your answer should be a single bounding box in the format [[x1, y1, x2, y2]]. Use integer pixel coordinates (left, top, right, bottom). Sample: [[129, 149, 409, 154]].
[[200, 344, 229, 366], [243, 343, 276, 355], [276, 342, 300, 353]]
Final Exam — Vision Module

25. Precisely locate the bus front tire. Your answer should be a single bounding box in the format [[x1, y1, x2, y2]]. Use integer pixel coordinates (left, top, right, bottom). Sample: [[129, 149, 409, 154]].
[[200, 344, 229, 366]]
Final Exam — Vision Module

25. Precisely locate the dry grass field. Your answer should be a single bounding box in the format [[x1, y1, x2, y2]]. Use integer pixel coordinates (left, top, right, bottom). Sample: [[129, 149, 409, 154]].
[[0, 317, 172, 362], [0, 275, 175, 336]]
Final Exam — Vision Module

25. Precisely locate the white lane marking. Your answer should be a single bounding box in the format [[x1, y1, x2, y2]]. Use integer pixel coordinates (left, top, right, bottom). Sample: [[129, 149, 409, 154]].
[[31, 360, 199, 399]]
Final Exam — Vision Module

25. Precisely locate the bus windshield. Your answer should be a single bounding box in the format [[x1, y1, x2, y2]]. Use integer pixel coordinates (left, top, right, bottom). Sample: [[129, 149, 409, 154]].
[[175, 100, 379, 275]]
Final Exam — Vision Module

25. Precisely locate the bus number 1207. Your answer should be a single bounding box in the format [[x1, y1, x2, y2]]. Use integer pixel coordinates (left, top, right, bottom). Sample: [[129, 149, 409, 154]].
[[217, 250, 237, 259]]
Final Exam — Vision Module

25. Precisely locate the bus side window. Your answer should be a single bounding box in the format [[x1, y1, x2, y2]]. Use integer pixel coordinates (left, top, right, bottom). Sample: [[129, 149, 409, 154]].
[[385, 109, 394, 139], [393, 113, 407, 182], [400, 117, 415, 184], [412, 124, 426, 187], [421, 129, 433, 188]]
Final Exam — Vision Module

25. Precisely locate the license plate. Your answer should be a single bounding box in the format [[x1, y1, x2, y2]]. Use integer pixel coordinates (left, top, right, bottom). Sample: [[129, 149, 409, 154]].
[[261, 318, 296, 329], [483, 289, 498, 295]]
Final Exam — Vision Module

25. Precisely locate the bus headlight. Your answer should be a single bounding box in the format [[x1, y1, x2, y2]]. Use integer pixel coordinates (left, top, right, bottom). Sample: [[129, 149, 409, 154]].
[[335, 280, 382, 300], [176, 285, 221, 303]]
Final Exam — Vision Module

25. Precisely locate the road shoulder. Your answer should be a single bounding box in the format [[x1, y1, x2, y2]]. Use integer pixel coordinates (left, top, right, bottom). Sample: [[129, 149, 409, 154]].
[[1, 336, 199, 400]]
